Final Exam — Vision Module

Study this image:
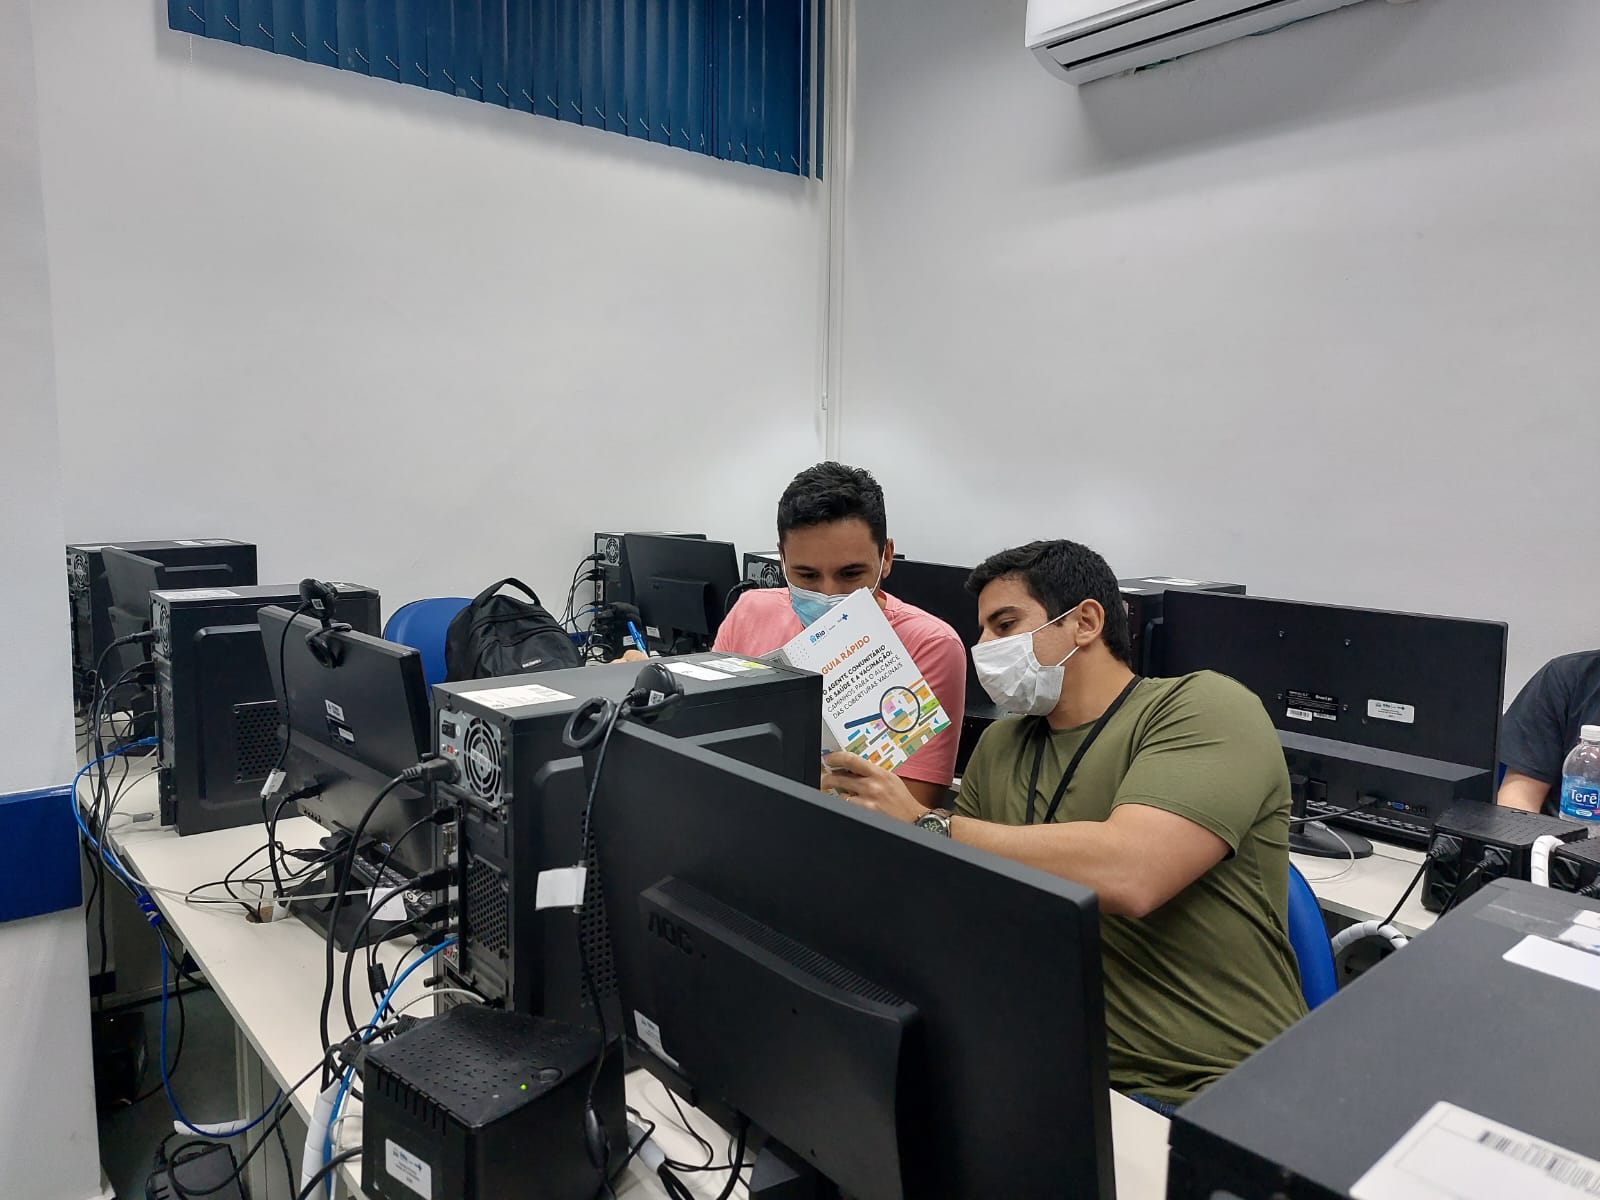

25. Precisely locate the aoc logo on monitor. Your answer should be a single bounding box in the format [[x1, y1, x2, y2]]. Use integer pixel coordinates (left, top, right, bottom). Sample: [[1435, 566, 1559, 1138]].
[[648, 912, 695, 956]]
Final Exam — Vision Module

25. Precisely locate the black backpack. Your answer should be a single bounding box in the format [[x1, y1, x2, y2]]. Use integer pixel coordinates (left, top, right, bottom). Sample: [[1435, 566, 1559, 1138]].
[[444, 578, 582, 682]]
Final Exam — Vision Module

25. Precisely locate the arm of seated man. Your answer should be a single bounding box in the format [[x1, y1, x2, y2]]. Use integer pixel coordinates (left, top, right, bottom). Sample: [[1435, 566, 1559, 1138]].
[[824, 677, 1276, 918], [1497, 658, 1572, 812], [900, 777, 951, 808], [1497, 770, 1552, 814], [821, 753, 1226, 919]]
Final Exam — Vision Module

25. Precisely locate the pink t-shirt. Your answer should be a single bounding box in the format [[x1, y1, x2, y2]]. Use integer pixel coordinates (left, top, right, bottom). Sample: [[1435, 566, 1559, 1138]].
[[713, 588, 968, 788]]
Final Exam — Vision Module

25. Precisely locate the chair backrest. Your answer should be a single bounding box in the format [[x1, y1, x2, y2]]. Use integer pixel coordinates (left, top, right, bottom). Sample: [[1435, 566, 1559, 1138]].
[[382, 597, 471, 690], [1285, 863, 1338, 1009]]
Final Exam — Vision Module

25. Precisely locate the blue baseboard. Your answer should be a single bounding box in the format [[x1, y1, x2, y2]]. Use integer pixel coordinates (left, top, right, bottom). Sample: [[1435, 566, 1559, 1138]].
[[0, 784, 83, 923]]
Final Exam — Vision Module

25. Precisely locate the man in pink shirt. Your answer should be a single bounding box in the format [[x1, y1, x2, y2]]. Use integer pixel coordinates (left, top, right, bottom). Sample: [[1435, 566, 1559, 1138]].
[[715, 463, 967, 806]]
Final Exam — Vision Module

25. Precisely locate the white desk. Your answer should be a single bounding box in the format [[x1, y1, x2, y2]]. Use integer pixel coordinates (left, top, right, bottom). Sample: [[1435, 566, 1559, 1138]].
[[1292, 838, 1437, 937], [100, 769, 1171, 1199]]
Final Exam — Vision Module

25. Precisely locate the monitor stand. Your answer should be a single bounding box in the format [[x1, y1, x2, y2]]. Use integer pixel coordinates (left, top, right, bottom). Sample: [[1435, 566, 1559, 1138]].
[[1291, 821, 1373, 860], [747, 1140, 835, 1200], [286, 837, 415, 952], [1288, 774, 1373, 860]]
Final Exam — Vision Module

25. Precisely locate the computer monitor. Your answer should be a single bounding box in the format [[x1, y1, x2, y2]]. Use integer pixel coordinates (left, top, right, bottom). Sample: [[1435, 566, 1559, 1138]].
[[1161, 590, 1507, 847], [622, 534, 741, 653], [432, 656, 824, 1024], [588, 721, 1112, 1200], [154, 584, 381, 836], [259, 606, 435, 947], [881, 557, 998, 775]]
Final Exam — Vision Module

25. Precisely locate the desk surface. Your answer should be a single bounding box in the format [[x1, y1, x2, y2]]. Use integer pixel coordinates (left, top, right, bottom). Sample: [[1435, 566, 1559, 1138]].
[[1292, 837, 1435, 936], [104, 767, 1172, 1199]]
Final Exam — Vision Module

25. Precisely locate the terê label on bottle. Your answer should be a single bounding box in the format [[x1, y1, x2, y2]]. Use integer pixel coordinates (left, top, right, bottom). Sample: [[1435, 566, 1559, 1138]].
[[1285, 690, 1339, 723], [1562, 781, 1600, 822]]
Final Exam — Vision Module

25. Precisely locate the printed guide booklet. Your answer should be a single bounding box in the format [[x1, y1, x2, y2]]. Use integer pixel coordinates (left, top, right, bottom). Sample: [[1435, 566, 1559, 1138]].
[[760, 588, 951, 769]]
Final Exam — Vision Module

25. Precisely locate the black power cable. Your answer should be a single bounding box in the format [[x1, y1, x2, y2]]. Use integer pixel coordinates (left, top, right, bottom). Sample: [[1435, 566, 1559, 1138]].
[[319, 759, 458, 1060], [342, 808, 457, 1023], [262, 600, 315, 899], [559, 666, 685, 1174], [339, 865, 452, 1033], [295, 1149, 360, 1200]]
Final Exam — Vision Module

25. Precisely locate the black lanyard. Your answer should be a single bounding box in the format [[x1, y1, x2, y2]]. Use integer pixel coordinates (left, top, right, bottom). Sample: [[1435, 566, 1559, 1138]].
[[1023, 676, 1143, 826]]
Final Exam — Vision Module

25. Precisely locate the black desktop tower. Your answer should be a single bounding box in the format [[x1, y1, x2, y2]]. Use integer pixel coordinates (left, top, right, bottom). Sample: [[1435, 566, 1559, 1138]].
[[1168, 880, 1600, 1200], [154, 583, 380, 835], [67, 539, 256, 711], [742, 550, 783, 588], [361, 1005, 625, 1200], [433, 656, 822, 1028], [1117, 577, 1245, 676]]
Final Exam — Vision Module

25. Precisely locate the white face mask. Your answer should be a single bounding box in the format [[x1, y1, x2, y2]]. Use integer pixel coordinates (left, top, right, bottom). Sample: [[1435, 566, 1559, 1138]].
[[786, 557, 885, 628], [970, 608, 1081, 717]]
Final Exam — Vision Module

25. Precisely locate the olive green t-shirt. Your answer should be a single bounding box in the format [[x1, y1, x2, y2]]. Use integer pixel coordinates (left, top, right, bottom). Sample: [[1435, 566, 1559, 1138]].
[[956, 671, 1307, 1104]]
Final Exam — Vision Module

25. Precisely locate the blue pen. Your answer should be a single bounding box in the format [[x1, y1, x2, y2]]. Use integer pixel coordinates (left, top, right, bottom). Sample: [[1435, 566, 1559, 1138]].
[[627, 621, 650, 657]]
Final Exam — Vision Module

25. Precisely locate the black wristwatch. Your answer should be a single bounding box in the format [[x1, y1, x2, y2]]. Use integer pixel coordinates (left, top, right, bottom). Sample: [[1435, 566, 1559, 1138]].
[[914, 808, 954, 837]]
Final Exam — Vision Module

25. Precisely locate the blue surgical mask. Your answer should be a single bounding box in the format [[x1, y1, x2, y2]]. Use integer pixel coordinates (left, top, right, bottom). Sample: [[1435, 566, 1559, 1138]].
[[787, 558, 885, 628]]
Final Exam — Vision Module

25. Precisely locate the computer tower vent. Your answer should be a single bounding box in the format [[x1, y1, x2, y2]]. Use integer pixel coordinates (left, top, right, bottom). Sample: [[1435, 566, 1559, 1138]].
[[601, 536, 621, 566], [462, 719, 503, 803], [580, 844, 618, 1004], [69, 550, 90, 597], [158, 681, 177, 748], [467, 857, 510, 958], [231, 702, 282, 781]]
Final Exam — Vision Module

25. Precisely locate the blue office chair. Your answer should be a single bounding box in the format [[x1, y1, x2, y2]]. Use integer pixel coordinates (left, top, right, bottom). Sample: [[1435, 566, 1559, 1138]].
[[1285, 863, 1338, 1009], [383, 597, 470, 689]]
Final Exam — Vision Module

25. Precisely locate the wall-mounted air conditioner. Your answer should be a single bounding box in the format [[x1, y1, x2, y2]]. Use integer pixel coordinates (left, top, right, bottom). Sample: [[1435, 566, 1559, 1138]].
[[1027, 0, 1370, 84]]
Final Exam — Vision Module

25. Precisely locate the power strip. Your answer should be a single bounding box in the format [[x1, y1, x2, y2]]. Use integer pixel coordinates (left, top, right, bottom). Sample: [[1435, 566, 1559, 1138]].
[[1422, 803, 1588, 914]]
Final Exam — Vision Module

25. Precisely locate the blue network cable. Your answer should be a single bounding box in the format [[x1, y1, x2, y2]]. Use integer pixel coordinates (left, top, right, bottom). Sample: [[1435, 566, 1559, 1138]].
[[158, 935, 284, 1138], [70, 738, 159, 895], [72, 740, 284, 1139], [321, 937, 458, 1195]]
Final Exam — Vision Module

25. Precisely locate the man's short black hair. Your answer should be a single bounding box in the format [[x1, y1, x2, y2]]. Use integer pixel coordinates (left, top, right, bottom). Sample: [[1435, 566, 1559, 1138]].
[[966, 540, 1133, 667], [776, 462, 888, 549]]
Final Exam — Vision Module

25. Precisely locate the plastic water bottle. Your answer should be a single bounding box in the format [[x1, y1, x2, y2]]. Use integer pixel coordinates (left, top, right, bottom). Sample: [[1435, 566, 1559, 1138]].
[[1559, 726, 1600, 823]]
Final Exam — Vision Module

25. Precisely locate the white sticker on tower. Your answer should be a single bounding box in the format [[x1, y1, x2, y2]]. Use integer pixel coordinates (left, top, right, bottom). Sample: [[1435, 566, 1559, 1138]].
[[1368, 699, 1416, 725], [663, 662, 727, 683], [385, 1139, 433, 1199], [1351, 1099, 1600, 1200], [459, 683, 576, 710], [152, 588, 240, 602]]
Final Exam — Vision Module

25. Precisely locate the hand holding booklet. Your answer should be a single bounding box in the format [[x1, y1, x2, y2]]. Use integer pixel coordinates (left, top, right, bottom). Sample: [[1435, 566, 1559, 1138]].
[[759, 588, 952, 770]]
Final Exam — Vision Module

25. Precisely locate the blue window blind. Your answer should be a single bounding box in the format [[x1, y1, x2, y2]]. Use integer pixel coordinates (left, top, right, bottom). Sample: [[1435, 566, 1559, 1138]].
[[171, 1, 824, 177]]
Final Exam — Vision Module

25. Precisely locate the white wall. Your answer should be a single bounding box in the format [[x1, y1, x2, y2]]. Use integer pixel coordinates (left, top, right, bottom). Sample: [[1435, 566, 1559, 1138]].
[[1, 1, 73, 789], [838, 0, 1600, 694], [31, 0, 826, 612], [1, 2, 107, 1196]]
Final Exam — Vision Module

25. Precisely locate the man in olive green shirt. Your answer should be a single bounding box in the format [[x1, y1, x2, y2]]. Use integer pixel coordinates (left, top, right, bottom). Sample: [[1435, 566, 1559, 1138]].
[[821, 539, 1307, 1109]]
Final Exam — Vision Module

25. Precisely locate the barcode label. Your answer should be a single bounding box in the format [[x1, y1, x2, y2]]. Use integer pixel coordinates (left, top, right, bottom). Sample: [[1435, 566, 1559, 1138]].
[[1352, 1100, 1600, 1200], [1475, 1131, 1600, 1195]]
